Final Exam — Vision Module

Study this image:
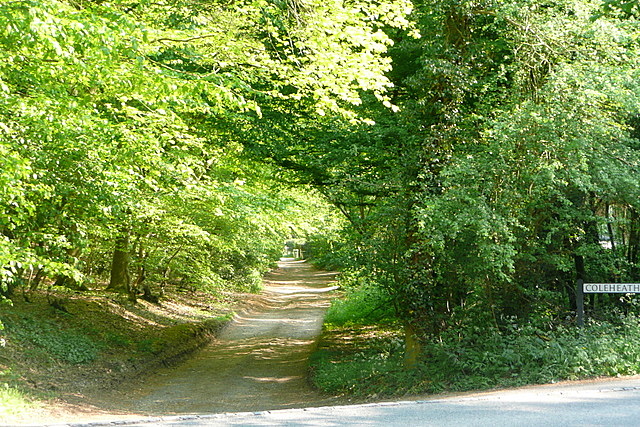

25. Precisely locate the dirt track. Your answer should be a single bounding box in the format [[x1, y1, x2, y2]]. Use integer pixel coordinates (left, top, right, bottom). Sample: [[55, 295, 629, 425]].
[[102, 259, 340, 415]]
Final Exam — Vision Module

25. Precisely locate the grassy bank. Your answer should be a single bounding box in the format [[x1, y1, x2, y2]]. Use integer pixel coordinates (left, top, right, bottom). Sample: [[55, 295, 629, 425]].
[[0, 286, 238, 421], [310, 284, 640, 398]]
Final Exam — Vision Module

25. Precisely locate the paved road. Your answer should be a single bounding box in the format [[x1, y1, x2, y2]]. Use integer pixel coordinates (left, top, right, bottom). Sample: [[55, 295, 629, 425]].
[[48, 376, 640, 426]]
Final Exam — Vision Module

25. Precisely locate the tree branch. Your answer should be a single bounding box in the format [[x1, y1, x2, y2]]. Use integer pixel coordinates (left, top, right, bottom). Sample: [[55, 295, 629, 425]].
[[151, 33, 221, 44]]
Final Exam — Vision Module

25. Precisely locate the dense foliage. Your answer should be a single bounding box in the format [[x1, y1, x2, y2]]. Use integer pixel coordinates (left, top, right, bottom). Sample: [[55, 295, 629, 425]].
[[312, 315, 640, 397], [302, 0, 640, 344], [0, 0, 400, 304], [403, 0, 640, 336], [3, 0, 640, 398]]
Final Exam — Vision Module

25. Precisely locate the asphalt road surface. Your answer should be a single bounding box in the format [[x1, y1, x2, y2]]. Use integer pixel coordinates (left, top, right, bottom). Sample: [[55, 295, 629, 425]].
[[41, 376, 640, 426]]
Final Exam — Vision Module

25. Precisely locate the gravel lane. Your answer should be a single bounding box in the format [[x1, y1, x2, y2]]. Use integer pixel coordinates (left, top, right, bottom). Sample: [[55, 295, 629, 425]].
[[112, 260, 339, 415]]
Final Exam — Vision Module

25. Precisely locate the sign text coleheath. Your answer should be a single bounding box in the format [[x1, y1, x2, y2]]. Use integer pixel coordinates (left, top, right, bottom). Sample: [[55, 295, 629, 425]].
[[583, 283, 640, 293]]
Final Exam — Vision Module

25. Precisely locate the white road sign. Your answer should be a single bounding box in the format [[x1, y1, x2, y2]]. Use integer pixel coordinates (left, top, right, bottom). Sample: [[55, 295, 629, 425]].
[[583, 283, 640, 293]]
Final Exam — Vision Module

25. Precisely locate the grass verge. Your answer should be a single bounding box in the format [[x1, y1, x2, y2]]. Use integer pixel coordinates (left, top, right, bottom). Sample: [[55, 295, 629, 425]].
[[311, 317, 640, 399], [0, 385, 35, 419], [0, 286, 238, 422], [310, 270, 640, 399]]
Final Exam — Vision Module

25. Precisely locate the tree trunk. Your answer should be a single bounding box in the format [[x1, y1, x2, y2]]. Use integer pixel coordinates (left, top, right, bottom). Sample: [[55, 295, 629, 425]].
[[574, 253, 586, 313], [29, 268, 46, 291], [403, 322, 422, 369], [628, 208, 639, 266], [160, 245, 182, 294], [606, 203, 616, 253], [133, 244, 159, 303], [107, 231, 134, 300]]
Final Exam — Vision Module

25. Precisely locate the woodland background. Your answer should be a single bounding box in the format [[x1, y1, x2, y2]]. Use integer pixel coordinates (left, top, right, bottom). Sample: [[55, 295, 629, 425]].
[[3, 0, 640, 400]]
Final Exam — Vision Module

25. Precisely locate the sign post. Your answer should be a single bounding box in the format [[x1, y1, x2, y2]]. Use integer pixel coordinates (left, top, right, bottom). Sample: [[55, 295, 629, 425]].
[[576, 279, 584, 328]]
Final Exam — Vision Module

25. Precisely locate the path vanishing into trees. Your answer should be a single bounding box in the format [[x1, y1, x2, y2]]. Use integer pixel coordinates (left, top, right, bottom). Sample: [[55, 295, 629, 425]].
[[100, 259, 341, 416]]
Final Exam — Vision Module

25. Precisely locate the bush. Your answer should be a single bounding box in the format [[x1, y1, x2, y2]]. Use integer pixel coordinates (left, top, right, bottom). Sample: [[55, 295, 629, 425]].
[[324, 269, 396, 326], [310, 325, 412, 397], [424, 315, 640, 390]]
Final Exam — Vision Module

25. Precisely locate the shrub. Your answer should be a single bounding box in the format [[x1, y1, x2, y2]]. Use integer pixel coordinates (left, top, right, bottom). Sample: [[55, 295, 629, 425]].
[[324, 269, 396, 326]]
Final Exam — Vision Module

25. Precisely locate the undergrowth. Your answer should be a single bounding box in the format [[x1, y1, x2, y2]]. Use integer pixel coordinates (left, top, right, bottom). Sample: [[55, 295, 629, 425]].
[[312, 270, 640, 398], [5, 315, 100, 365], [312, 317, 640, 398], [323, 269, 395, 327], [0, 286, 236, 421], [424, 315, 640, 391]]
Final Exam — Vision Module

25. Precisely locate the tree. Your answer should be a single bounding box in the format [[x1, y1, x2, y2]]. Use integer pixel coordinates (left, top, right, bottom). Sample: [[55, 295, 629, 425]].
[[404, 0, 640, 335], [251, 0, 640, 351], [1, 0, 399, 299]]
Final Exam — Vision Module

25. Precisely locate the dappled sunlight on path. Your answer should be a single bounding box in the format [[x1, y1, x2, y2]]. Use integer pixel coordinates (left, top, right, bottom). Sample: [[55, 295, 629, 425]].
[[97, 259, 340, 415]]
